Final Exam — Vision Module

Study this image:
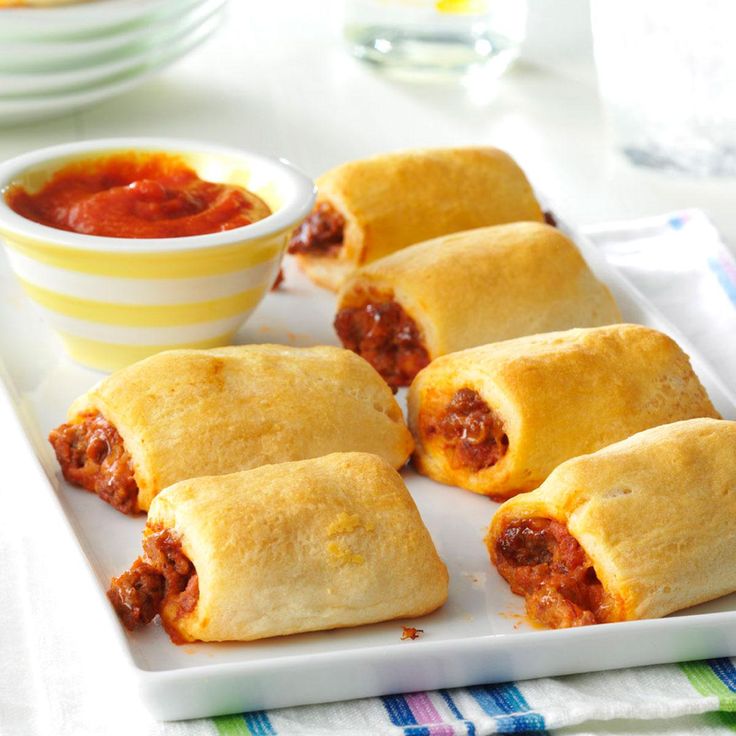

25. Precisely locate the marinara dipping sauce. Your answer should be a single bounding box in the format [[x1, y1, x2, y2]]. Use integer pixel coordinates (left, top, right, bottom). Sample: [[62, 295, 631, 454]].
[[4, 153, 272, 238]]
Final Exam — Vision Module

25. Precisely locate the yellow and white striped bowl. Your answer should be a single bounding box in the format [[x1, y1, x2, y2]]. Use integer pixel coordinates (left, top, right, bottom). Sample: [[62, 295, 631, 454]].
[[0, 138, 315, 371]]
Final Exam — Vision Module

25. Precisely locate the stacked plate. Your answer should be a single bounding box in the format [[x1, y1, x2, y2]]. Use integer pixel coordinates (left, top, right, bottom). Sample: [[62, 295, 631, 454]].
[[0, 0, 227, 126]]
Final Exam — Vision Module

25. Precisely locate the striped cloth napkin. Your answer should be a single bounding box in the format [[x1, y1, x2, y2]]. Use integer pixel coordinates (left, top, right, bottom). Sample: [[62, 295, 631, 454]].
[[211, 661, 736, 735], [2, 210, 735, 736]]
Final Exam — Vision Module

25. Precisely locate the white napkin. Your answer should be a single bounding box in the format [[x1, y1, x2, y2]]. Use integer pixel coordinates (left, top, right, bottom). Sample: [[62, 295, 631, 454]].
[[583, 209, 736, 383]]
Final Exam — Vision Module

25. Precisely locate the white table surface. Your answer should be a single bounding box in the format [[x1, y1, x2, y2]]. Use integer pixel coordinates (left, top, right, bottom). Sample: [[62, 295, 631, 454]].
[[2, 1, 735, 732]]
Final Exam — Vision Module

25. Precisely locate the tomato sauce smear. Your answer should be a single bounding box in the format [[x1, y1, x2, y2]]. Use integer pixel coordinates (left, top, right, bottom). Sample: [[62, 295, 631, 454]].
[[5, 153, 272, 238]]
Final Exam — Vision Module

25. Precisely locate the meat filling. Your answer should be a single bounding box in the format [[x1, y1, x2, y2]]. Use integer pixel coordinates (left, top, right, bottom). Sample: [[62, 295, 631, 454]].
[[543, 210, 557, 227], [334, 301, 430, 390], [494, 518, 614, 628], [107, 528, 199, 632], [288, 202, 345, 256], [48, 412, 139, 515], [106, 559, 164, 631], [431, 388, 508, 472]]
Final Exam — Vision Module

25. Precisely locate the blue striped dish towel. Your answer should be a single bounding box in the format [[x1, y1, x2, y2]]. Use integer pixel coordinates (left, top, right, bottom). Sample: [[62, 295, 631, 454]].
[[208, 211, 736, 736], [212, 661, 736, 735]]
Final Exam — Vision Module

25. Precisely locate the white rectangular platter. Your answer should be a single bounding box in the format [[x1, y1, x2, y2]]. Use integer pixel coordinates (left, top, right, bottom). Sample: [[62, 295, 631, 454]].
[[1, 222, 735, 721]]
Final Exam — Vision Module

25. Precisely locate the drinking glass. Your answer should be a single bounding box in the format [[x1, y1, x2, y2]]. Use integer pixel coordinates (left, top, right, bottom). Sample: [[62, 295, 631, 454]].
[[592, 0, 736, 176], [343, 0, 527, 79]]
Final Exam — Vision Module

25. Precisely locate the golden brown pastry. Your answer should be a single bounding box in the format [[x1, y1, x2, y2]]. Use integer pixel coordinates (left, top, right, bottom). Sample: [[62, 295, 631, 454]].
[[288, 147, 544, 291], [107, 452, 449, 643], [49, 345, 413, 514], [408, 324, 719, 499], [335, 222, 621, 389], [486, 418, 736, 628]]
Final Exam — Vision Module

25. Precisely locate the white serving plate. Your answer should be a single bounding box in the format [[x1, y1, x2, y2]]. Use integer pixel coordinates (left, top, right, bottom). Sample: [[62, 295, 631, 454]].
[[0, 0, 207, 71], [0, 0, 225, 94], [0, 0, 191, 40], [0, 219, 734, 721], [0, 7, 224, 127], [0, 0, 222, 75]]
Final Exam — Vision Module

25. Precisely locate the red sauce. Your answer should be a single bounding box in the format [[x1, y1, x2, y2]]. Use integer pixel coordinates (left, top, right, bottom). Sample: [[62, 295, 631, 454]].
[[5, 153, 272, 238]]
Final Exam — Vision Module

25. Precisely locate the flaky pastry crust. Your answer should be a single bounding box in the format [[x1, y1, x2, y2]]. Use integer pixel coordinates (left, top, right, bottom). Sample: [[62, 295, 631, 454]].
[[487, 419, 736, 622], [337, 222, 621, 360], [68, 344, 413, 510], [408, 325, 719, 498], [148, 452, 449, 642], [296, 147, 544, 291]]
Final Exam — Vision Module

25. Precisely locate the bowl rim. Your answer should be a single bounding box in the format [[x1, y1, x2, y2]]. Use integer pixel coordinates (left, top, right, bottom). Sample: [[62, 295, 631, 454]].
[[0, 137, 316, 253]]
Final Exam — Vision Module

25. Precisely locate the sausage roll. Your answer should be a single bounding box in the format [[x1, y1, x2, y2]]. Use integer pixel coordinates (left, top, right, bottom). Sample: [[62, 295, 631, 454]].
[[107, 452, 449, 643], [335, 222, 621, 389], [49, 345, 413, 515], [408, 324, 719, 499], [288, 147, 544, 291], [486, 418, 736, 628]]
